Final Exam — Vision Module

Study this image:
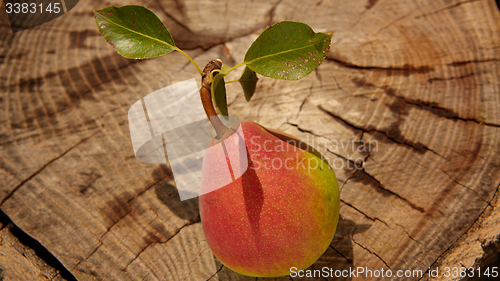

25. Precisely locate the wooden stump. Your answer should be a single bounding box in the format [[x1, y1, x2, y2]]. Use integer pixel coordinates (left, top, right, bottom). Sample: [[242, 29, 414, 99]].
[[1, 0, 500, 280], [0, 211, 67, 281]]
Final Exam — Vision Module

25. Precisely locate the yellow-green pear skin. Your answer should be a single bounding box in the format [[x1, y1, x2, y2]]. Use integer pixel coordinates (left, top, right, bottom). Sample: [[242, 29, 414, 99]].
[[199, 121, 340, 277]]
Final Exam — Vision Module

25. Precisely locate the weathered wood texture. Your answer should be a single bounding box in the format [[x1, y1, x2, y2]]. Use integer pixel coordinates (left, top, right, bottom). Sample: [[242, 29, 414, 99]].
[[0, 219, 66, 281], [1, 0, 500, 280]]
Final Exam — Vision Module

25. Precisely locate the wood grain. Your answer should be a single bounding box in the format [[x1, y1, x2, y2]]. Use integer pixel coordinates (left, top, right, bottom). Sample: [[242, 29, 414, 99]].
[[0, 0, 499, 280], [0, 219, 66, 281]]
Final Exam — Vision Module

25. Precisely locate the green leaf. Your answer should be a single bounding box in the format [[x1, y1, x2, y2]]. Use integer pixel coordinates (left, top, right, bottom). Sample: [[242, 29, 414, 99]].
[[220, 64, 231, 76], [94, 5, 177, 59], [239, 66, 258, 101], [244, 21, 332, 80], [211, 73, 228, 117]]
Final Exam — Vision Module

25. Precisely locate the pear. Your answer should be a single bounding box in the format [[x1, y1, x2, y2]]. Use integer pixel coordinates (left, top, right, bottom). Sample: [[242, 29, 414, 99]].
[[199, 121, 340, 277]]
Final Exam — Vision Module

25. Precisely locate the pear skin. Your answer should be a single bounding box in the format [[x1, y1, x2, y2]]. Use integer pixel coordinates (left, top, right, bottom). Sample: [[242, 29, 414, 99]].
[[199, 121, 340, 277]]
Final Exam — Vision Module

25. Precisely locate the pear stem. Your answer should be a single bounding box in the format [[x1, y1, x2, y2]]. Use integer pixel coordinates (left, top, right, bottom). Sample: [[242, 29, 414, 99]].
[[200, 59, 229, 138]]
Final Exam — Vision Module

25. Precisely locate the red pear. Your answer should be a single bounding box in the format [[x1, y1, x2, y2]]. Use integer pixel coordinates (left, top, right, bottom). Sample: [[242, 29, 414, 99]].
[[199, 121, 340, 277]]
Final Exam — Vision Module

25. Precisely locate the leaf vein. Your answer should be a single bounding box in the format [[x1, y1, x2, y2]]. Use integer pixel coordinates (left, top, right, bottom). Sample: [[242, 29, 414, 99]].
[[245, 42, 323, 65], [100, 15, 177, 51]]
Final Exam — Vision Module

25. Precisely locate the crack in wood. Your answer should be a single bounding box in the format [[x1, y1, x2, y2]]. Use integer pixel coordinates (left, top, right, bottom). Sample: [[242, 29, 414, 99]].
[[350, 0, 380, 29], [440, 168, 488, 203], [317, 105, 444, 157], [0, 210, 77, 280], [172, 0, 187, 17], [418, 181, 500, 280], [266, 0, 284, 26], [72, 241, 104, 270], [286, 121, 426, 214], [332, 74, 348, 95], [286, 122, 362, 152], [205, 264, 224, 281], [329, 245, 353, 264], [340, 172, 357, 193], [395, 223, 420, 244], [159, 219, 201, 246], [185, 246, 211, 267], [352, 239, 392, 269], [126, 176, 170, 208], [154, 0, 194, 34], [448, 58, 500, 66], [296, 88, 313, 117], [340, 75, 500, 135], [150, 0, 285, 51], [314, 68, 322, 86], [255, 94, 270, 119], [376, 11, 413, 34], [377, 84, 500, 128], [123, 241, 154, 271], [359, 168, 428, 214], [366, 0, 379, 10], [427, 72, 475, 83], [285, 121, 368, 165], [310, 264, 330, 281], [288, 119, 433, 222], [341, 198, 388, 226], [415, 0, 482, 19], [0, 130, 100, 206], [327, 57, 434, 75], [227, 93, 242, 107], [123, 220, 201, 271], [73, 177, 170, 269], [347, 152, 371, 191], [324, 147, 364, 170]]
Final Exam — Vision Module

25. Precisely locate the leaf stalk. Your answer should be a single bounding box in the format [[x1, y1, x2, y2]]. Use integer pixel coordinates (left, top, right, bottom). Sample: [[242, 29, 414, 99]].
[[175, 48, 204, 76], [228, 62, 246, 74]]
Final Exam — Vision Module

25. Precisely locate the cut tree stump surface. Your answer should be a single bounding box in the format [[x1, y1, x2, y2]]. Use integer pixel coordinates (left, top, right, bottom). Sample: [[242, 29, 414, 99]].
[[0, 217, 66, 281], [1, 0, 500, 280]]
